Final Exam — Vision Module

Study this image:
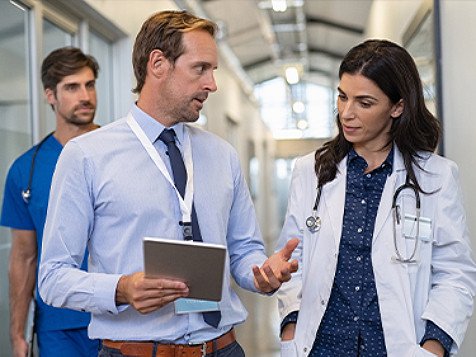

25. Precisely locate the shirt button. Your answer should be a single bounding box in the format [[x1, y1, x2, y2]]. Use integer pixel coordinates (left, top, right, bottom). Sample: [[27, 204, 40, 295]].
[[361, 199, 366, 204], [366, 173, 371, 178], [355, 286, 360, 291], [357, 227, 363, 233], [356, 256, 362, 262], [354, 316, 359, 321], [303, 347, 308, 353], [321, 300, 326, 306]]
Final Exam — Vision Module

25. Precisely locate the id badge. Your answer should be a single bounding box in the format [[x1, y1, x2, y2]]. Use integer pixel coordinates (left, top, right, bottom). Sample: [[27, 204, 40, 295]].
[[403, 214, 431, 242], [175, 298, 219, 314]]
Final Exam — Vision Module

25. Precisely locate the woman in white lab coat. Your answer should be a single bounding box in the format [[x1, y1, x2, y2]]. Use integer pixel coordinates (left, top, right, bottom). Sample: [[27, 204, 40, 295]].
[[276, 40, 476, 357]]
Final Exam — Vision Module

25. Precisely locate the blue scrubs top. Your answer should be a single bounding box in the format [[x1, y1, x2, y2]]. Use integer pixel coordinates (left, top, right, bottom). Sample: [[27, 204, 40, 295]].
[[1, 135, 91, 332]]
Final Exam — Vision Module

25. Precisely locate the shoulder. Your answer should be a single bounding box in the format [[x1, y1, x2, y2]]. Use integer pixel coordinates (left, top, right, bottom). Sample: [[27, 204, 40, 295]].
[[64, 118, 131, 157], [415, 152, 461, 194], [72, 118, 128, 145], [294, 152, 316, 172], [291, 152, 318, 186], [418, 151, 458, 175], [186, 124, 237, 157], [6, 145, 37, 176], [186, 125, 231, 146]]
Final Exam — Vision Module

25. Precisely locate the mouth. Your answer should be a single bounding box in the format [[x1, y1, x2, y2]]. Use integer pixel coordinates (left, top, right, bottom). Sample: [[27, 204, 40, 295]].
[[75, 104, 95, 112], [342, 124, 359, 134], [194, 93, 208, 103]]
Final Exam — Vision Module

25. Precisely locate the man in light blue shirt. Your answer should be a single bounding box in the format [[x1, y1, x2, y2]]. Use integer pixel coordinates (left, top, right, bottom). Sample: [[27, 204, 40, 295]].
[[38, 10, 298, 357]]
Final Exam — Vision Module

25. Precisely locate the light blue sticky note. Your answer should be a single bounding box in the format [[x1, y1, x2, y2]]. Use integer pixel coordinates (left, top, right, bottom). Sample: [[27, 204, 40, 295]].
[[175, 298, 219, 314]]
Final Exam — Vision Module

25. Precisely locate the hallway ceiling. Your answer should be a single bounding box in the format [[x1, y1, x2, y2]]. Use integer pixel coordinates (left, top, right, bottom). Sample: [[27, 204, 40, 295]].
[[181, 0, 373, 86]]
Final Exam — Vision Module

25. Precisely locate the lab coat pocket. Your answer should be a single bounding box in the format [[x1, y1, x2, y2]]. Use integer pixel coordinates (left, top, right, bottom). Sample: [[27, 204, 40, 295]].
[[280, 339, 297, 357]]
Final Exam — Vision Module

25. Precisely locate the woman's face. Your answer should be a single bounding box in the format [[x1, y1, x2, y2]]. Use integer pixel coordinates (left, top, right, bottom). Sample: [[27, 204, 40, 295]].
[[337, 73, 403, 156]]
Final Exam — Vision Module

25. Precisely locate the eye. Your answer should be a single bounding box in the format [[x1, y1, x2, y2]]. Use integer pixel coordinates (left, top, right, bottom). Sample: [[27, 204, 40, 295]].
[[195, 65, 205, 73], [86, 81, 96, 90], [337, 94, 347, 101], [360, 101, 372, 108]]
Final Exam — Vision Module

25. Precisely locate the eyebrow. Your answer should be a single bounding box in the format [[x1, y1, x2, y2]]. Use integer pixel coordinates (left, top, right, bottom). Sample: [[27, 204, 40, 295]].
[[337, 87, 379, 102]]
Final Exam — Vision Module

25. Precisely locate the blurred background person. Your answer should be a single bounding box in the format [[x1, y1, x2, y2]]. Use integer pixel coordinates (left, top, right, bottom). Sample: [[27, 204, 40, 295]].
[[1, 47, 100, 356]]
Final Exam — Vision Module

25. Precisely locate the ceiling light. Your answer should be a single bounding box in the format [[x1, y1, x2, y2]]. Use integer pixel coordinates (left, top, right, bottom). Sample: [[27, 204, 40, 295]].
[[293, 101, 305, 114], [296, 119, 308, 130], [285, 66, 299, 84], [272, 0, 287, 12]]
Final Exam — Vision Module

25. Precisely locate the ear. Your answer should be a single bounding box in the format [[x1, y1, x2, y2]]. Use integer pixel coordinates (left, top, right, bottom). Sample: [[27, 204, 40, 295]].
[[45, 88, 56, 106], [391, 99, 404, 118], [148, 49, 168, 78]]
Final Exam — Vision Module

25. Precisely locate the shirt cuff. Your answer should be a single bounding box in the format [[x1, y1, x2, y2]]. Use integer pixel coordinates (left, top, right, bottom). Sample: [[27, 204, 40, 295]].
[[420, 320, 453, 357], [280, 311, 299, 336]]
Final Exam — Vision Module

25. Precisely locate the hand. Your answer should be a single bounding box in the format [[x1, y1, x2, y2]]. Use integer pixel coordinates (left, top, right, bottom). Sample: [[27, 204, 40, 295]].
[[253, 238, 299, 293], [116, 271, 189, 314], [422, 339, 445, 357], [11, 335, 28, 357], [281, 322, 296, 341]]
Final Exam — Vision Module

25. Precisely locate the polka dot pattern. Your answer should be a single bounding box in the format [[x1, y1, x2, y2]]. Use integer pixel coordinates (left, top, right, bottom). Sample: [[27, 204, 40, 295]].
[[309, 148, 393, 356]]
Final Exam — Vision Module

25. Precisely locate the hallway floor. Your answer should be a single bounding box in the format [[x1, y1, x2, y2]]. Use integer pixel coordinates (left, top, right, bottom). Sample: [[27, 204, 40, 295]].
[[234, 287, 281, 357]]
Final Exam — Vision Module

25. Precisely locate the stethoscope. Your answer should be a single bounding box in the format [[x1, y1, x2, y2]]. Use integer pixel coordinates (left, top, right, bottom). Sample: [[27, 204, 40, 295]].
[[305, 185, 322, 233], [391, 179, 421, 264], [21, 132, 54, 204], [305, 175, 421, 264]]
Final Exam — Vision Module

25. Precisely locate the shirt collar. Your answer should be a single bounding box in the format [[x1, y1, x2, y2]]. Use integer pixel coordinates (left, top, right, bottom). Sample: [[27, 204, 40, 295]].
[[131, 103, 185, 146], [347, 145, 394, 173]]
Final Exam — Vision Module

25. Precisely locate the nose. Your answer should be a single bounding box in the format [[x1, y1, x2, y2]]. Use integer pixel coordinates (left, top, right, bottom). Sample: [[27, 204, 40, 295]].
[[339, 100, 355, 120], [204, 72, 217, 93], [79, 85, 96, 102]]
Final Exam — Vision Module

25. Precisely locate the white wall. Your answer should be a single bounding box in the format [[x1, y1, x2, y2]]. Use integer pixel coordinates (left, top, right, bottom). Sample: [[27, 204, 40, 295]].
[[366, 1, 476, 355], [439, 2, 476, 355], [366, 0, 423, 43]]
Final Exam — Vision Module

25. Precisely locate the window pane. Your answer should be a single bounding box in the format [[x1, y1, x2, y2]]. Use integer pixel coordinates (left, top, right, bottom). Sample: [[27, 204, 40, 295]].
[[89, 30, 114, 125], [42, 19, 73, 133], [0, 0, 31, 350], [255, 78, 334, 139]]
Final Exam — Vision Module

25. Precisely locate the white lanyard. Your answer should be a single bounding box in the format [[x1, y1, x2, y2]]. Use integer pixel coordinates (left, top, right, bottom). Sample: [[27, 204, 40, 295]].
[[126, 114, 194, 223]]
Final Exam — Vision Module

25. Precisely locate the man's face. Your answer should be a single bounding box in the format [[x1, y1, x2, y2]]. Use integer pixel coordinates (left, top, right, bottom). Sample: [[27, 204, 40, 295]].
[[160, 30, 218, 125], [46, 66, 97, 126]]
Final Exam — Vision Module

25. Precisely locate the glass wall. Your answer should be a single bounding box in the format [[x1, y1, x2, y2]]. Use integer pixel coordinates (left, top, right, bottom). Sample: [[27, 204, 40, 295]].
[[89, 29, 114, 126], [0, 1, 125, 354], [43, 19, 74, 134], [0, 0, 31, 350]]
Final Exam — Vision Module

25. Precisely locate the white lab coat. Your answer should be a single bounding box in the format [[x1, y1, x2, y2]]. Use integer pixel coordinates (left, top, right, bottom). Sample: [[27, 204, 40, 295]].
[[276, 147, 476, 356]]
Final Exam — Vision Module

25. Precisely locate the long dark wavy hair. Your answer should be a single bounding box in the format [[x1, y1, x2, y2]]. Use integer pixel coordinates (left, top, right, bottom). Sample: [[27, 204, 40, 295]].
[[314, 39, 441, 193]]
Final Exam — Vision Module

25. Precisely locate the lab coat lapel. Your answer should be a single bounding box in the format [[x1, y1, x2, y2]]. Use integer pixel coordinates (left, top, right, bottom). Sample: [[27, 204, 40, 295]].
[[322, 159, 347, 251], [373, 146, 406, 242]]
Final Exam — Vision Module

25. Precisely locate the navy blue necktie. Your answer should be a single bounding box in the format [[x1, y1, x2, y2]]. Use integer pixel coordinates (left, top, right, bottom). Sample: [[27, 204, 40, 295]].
[[158, 129, 222, 328]]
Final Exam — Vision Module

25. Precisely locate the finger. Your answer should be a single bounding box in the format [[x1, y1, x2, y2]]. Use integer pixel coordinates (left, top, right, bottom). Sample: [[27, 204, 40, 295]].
[[281, 238, 299, 260], [135, 292, 187, 314], [262, 264, 282, 290], [141, 278, 188, 291], [289, 259, 299, 273], [253, 265, 271, 291], [252, 265, 265, 284]]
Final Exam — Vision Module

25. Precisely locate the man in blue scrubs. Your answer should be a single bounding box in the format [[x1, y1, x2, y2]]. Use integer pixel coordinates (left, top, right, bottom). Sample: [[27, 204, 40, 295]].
[[1, 47, 100, 356]]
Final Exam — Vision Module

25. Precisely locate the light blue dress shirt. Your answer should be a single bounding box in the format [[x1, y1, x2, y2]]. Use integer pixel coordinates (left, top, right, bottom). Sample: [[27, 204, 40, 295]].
[[38, 104, 268, 343]]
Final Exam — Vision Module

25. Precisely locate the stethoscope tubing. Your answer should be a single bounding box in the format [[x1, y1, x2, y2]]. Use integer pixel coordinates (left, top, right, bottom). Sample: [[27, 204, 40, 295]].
[[21, 132, 54, 204], [307, 176, 422, 264]]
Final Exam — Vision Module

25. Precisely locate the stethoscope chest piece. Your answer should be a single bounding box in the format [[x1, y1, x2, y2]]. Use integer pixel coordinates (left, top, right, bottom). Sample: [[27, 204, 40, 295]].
[[306, 215, 321, 232]]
